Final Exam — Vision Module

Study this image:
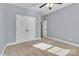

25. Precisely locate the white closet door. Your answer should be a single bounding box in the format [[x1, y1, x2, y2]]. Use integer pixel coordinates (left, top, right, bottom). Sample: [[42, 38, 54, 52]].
[[16, 15, 36, 42]]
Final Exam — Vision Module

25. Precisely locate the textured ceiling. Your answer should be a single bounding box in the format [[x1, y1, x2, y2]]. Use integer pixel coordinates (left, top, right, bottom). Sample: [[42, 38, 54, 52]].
[[11, 3, 71, 16]]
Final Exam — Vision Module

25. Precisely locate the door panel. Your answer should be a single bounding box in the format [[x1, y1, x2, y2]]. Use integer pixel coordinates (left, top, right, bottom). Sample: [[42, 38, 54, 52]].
[[16, 15, 36, 42]]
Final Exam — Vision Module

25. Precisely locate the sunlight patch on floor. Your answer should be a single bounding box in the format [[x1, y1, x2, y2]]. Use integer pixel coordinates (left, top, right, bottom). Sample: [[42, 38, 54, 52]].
[[33, 43, 52, 50], [47, 47, 70, 56]]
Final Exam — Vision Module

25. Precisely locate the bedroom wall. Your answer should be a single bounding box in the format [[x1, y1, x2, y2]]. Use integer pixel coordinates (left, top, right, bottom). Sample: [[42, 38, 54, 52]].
[[6, 4, 41, 43], [0, 4, 6, 55], [43, 3, 79, 45]]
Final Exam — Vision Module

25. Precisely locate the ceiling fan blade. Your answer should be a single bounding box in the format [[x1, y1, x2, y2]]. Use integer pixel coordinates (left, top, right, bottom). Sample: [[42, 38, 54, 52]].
[[54, 3, 62, 4], [39, 3, 47, 8]]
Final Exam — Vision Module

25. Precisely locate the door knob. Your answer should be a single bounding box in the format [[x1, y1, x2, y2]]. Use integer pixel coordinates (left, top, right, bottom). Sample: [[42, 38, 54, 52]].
[[25, 30, 29, 31]]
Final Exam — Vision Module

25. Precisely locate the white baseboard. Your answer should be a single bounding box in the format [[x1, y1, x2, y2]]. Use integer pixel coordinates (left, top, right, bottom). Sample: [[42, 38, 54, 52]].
[[48, 36, 79, 47], [7, 40, 33, 46], [6, 42, 21, 46], [1, 45, 7, 56], [7, 38, 41, 46], [36, 37, 41, 39]]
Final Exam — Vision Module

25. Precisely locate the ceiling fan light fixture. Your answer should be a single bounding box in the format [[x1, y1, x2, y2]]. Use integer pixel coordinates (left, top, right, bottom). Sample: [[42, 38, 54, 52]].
[[46, 3, 53, 7], [46, 3, 49, 7]]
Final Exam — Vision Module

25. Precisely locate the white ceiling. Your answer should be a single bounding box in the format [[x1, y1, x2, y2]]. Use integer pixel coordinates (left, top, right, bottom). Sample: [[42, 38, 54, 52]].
[[11, 3, 71, 16]]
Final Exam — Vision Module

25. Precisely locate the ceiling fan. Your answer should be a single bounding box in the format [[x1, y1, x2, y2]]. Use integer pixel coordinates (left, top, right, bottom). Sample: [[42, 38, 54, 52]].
[[39, 3, 62, 10]]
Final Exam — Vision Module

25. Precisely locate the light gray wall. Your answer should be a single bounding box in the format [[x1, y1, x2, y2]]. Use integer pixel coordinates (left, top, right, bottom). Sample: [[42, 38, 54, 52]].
[[43, 3, 79, 45], [0, 4, 6, 55], [6, 4, 41, 43]]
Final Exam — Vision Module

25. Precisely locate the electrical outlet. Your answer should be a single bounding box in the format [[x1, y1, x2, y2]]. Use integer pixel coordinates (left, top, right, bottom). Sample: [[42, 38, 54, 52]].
[[69, 38, 71, 40]]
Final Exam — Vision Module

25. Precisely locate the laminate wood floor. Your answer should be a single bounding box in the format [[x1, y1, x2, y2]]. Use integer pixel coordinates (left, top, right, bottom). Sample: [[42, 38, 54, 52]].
[[3, 37, 79, 56]]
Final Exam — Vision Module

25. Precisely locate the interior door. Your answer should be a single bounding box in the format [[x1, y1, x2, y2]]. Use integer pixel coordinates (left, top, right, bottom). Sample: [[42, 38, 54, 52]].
[[16, 15, 36, 42], [43, 20, 47, 37]]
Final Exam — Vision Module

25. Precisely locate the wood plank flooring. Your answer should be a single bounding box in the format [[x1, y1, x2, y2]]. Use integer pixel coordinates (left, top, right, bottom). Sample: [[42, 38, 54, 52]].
[[3, 37, 79, 56]]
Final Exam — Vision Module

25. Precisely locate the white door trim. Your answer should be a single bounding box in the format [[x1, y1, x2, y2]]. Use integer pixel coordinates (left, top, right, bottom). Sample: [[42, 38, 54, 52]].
[[16, 15, 36, 42]]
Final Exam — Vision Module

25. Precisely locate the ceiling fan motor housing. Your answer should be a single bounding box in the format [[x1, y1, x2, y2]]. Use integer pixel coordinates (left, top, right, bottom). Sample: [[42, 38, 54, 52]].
[[49, 7, 52, 10]]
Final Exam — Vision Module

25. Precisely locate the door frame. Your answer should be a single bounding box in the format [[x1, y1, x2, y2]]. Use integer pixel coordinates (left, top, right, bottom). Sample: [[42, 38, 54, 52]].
[[16, 15, 36, 43], [42, 20, 47, 37]]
